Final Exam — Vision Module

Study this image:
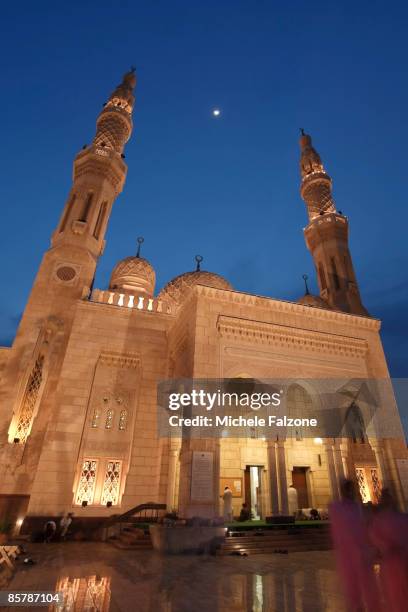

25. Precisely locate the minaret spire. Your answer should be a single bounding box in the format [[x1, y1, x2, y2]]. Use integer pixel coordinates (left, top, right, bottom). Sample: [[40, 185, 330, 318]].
[[52, 69, 137, 260], [93, 68, 137, 153], [299, 132, 368, 316], [299, 131, 336, 220]]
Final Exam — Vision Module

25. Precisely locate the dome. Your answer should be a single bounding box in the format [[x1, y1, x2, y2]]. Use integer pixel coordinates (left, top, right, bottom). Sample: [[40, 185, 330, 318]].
[[159, 270, 232, 304], [297, 293, 331, 309], [109, 256, 155, 296]]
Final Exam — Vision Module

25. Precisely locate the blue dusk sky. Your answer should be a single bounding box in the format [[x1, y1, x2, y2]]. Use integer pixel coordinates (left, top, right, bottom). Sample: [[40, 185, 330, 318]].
[[0, 1, 407, 435]]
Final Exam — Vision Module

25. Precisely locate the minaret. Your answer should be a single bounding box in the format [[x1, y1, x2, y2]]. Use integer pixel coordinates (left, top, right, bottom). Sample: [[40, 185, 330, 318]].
[[0, 70, 137, 447], [299, 130, 368, 316], [52, 68, 136, 262]]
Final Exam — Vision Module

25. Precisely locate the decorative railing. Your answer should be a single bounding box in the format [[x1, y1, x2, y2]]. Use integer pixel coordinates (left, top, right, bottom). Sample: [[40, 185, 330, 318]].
[[101, 502, 167, 540], [90, 289, 174, 315]]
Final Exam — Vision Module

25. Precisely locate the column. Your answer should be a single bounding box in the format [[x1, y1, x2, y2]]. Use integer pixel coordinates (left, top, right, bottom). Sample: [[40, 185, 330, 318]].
[[267, 441, 279, 515], [277, 439, 289, 514], [339, 440, 352, 479], [166, 441, 180, 511], [333, 438, 345, 483], [369, 438, 389, 489], [324, 440, 339, 501]]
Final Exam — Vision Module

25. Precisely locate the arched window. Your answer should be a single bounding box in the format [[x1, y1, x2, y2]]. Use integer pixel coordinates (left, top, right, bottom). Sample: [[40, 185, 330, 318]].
[[331, 257, 341, 290], [105, 409, 114, 429], [75, 459, 98, 505], [318, 263, 327, 290], [287, 384, 313, 441], [79, 192, 93, 223], [101, 460, 122, 505], [59, 193, 76, 233], [345, 403, 366, 443], [118, 410, 127, 431], [14, 355, 45, 443], [91, 408, 101, 428], [93, 201, 107, 239]]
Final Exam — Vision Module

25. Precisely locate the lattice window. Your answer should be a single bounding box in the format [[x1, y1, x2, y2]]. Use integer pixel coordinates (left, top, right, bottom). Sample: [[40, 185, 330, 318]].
[[118, 410, 127, 431], [355, 468, 370, 503], [76, 459, 98, 505], [15, 356, 44, 443], [370, 468, 382, 503], [101, 461, 121, 505], [105, 409, 114, 429], [91, 408, 101, 428]]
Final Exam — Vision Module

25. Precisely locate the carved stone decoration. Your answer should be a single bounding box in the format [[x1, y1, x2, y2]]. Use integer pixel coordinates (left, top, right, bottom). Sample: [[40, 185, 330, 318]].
[[42, 315, 64, 346], [217, 315, 368, 358], [98, 351, 140, 369], [52, 261, 81, 287]]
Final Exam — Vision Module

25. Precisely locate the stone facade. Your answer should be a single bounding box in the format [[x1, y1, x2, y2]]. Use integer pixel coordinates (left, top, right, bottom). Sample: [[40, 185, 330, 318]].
[[0, 73, 407, 529]]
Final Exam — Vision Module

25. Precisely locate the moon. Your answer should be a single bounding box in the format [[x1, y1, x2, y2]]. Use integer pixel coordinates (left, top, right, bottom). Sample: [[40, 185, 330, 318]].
[[212, 108, 221, 117]]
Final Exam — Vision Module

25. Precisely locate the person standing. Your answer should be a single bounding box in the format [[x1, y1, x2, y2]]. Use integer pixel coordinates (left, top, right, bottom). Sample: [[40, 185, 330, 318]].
[[222, 486, 233, 522], [59, 513, 73, 540], [288, 484, 299, 516], [43, 520, 56, 543]]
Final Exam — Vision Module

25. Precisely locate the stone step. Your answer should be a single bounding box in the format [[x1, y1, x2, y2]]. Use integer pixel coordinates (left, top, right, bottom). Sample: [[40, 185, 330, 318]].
[[110, 541, 153, 550], [118, 532, 150, 542], [225, 536, 330, 543], [218, 544, 331, 555], [108, 529, 152, 550], [224, 534, 330, 544], [220, 528, 332, 554]]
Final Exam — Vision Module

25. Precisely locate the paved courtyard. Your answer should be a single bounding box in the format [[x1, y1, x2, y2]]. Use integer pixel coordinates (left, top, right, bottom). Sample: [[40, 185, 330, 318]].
[[4, 543, 346, 611]]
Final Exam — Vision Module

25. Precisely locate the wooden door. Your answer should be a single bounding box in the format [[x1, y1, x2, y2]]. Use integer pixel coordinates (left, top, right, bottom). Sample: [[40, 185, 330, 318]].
[[292, 467, 309, 508], [244, 467, 251, 510]]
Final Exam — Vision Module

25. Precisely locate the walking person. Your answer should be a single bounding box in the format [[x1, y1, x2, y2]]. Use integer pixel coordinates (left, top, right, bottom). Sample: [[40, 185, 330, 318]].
[[329, 479, 380, 612], [369, 488, 408, 612]]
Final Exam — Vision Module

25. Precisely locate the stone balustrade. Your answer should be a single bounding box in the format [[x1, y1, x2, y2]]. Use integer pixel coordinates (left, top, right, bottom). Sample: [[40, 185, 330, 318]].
[[90, 289, 174, 315]]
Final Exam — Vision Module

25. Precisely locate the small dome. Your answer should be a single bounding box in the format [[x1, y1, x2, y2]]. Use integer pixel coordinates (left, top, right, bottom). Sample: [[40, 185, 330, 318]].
[[159, 270, 232, 304], [109, 256, 155, 296], [297, 293, 331, 309]]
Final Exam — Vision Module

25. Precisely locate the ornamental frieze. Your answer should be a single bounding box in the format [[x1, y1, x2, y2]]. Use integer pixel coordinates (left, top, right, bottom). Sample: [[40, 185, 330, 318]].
[[217, 315, 368, 358]]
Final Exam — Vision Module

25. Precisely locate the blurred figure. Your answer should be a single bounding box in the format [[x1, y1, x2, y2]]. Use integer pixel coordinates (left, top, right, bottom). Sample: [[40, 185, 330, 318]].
[[370, 488, 408, 612], [222, 486, 233, 522], [329, 478, 380, 612], [288, 484, 299, 516], [310, 508, 321, 520], [59, 512, 73, 540], [238, 502, 251, 522], [43, 519, 56, 543]]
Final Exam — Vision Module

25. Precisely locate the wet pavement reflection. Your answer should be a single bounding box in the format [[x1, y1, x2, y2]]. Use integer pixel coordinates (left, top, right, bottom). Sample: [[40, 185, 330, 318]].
[[5, 543, 346, 611]]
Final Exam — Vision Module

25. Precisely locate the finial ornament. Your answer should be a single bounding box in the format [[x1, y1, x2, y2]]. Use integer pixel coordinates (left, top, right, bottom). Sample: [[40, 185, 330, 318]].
[[136, 236, 144, 258], [302, 274, 310, 295], [130, 65, 136, 73], [195, 255, 203, 272], [300, 128, 305, 136]]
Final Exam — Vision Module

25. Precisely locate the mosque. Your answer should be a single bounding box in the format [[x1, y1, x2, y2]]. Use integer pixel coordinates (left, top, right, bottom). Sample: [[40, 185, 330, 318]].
[[0, 70, 407, 528]]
